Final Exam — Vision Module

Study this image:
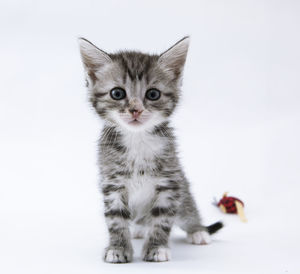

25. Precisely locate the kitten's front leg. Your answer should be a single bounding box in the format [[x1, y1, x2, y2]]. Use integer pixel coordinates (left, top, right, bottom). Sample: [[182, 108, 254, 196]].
[[102, 183, 133, 263], [142, 183, 179, 262]]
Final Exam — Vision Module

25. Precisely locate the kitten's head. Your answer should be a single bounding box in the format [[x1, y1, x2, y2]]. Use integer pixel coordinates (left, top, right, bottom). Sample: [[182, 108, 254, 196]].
[[79, 37, 189, 132]]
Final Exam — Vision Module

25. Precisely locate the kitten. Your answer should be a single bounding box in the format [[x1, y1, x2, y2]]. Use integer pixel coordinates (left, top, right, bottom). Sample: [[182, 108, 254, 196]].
[[79, 37, 223, 263]]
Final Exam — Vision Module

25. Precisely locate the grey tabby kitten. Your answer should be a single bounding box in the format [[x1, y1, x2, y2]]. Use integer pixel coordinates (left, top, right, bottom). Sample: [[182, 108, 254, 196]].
[[79, 37, 223, 263]]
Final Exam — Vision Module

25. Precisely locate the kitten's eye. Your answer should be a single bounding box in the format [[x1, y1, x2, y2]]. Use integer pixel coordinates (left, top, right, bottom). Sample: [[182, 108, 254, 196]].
[[145, 89, 161, 101], [110, 88, 126, 100]]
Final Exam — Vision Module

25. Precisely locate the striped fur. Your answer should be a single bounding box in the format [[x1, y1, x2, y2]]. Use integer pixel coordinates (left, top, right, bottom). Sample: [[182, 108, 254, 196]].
[[79, 37, 223, 263]]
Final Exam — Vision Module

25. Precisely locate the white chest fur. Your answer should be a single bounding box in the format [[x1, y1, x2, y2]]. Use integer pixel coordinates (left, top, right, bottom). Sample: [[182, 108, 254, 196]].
[[122, 130, 165, 169], [121, 131, 165, 217], [126, 174, 155, 218]]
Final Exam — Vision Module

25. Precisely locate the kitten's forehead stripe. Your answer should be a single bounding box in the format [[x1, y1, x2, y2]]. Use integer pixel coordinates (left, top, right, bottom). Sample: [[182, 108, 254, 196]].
[[111, 51, 158, 84], [138, 71, 143, 81]]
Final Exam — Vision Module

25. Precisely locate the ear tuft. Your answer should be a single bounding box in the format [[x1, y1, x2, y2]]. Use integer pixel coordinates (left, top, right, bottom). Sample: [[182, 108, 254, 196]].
[[78, 38, 111, 72], [158, 36, 190, 79]]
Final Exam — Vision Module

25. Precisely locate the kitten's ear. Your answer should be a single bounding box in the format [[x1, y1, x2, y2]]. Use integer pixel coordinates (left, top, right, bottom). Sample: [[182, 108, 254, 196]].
[[78, 38, 112, 79], [158, 36, 190, 79]]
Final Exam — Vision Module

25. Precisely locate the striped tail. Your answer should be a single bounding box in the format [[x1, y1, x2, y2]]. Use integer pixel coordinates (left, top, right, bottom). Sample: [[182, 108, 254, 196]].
[[206, 221, 223, 234]]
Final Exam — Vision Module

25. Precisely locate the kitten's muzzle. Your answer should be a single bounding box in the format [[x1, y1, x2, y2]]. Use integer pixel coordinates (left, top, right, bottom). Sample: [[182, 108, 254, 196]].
[[129, 108, 143, 119]]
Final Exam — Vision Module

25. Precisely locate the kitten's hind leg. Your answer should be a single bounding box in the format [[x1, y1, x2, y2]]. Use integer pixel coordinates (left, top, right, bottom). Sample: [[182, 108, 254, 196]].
[[131, 217, 147, 239], [186, 222, 223, 244], [176, 191, 223, 245]]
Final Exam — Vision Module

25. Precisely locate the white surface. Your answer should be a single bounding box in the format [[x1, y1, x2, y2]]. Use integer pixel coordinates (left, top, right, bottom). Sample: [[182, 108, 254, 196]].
[[0, 0, 299, 273]]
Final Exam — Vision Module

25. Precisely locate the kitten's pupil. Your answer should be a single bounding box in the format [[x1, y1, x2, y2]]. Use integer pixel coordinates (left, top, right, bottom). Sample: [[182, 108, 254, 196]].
[[146, 89, 161, 101], [110, 88, 126, 100]]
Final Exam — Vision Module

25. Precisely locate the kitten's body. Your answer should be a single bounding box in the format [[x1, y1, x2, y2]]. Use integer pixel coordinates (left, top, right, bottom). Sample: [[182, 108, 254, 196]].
[[79, 37, 223, 263]]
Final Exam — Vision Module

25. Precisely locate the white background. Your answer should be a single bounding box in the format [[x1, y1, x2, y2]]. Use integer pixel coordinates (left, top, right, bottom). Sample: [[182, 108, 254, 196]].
[[0, 0, 299, 273]]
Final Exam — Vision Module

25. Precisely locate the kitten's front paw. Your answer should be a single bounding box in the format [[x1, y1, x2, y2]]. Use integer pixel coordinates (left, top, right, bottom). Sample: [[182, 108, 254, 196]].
[[104, 246, 133, 263], [187, 230, 211, 245], [143, 246, 171, 262]]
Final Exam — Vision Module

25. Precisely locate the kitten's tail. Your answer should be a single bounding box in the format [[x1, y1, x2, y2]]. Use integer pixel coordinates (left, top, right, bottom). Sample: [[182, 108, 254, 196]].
[[206, 221, 224, 235]]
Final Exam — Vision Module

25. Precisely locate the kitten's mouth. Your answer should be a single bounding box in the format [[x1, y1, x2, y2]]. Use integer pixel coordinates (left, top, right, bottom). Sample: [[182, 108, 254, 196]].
[[128, 119, 142, 125], [118, 112, 151, 128]]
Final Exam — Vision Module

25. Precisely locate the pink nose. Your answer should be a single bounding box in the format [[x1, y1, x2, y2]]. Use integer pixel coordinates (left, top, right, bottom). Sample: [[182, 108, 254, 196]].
[[129, 108, 143, 119]]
